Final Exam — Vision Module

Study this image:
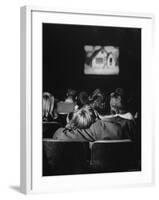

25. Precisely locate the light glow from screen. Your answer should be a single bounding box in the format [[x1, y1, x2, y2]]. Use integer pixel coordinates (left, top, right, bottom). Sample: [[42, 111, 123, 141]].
[[84, 45, 119, 75]]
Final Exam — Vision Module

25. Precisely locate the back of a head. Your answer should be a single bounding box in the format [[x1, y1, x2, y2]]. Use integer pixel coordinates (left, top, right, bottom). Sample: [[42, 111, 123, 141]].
[[89, 89, 103, 101], [43, 92, 54, 121], [66, 89, 77, 99], [77, 91, 89, 108], [70, 105, 96, 129], [110, 88, 127, 114], [89, 89, 107, 116]]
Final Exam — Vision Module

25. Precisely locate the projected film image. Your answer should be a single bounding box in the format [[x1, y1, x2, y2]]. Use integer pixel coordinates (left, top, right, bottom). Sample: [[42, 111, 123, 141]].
[[84, 45, 119, 75]]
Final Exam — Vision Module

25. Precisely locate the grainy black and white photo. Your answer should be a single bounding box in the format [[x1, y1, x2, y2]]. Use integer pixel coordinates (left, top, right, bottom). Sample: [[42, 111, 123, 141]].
[[42, 23, 141, 176]]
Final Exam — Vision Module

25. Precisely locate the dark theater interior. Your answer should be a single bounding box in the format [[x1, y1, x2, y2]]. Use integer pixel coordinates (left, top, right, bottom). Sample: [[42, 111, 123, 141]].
[[42, 23, 141, 176]]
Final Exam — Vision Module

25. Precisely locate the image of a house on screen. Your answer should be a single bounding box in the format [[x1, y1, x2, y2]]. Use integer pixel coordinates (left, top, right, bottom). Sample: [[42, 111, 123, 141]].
[[84, 45, 119, 75]]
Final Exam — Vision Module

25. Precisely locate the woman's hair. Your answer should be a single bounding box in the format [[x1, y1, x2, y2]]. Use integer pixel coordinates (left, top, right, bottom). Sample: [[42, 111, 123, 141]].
[[89, 89, 107, 116], [68, 105, 96, 129], [42, 92, 54, 121], [110, 88, 127, 114]]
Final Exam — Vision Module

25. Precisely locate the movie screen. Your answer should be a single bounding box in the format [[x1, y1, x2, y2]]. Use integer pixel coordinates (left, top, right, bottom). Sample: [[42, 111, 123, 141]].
[[84, 45, 119, 75]]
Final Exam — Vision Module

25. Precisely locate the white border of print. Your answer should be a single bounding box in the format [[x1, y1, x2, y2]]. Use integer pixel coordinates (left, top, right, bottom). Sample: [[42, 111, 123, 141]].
[[20, 6, 154, 194]]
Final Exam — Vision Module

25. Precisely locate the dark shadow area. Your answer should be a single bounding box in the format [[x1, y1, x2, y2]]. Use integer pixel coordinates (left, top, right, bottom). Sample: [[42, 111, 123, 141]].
[[43, 23, 141, 101], [43, 139, 141, 176]]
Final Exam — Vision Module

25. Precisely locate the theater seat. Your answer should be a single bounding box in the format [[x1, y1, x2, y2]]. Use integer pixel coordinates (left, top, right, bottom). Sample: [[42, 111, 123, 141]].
[[56, 102, 75, 126], [91, 140, 140, 173], [56, 102, 75, 114], [43, 139, 90, 176], [43, 121, 62, 138]]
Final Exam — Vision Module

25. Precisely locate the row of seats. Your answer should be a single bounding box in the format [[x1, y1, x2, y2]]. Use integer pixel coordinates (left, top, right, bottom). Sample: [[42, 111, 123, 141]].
[[43, 139, 141, 176]]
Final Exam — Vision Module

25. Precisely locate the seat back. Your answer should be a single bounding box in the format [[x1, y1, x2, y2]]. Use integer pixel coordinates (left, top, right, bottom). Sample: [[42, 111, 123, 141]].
[[43, 122, 62, 138], [43, 139, 90, 176], [56, 102, 75, 114], [91, 140, 139, 172]]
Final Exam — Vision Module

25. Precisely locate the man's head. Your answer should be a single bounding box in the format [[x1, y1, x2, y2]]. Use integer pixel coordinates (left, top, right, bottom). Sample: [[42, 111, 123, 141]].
[[110, 88, 127, 114]]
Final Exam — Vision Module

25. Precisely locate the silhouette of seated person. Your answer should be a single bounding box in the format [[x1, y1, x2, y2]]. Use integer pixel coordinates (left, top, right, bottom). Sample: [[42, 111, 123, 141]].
[[42, 92, 62, 138], [64, 89, 77, 103], [88, 88, 136, 140], [53, 105, 96, 141], [88, 88, 107, 119], [106, 88, 136, 140], [75, 91, 89, 110], [42, 92, 54, 122]]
